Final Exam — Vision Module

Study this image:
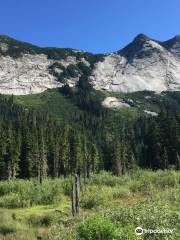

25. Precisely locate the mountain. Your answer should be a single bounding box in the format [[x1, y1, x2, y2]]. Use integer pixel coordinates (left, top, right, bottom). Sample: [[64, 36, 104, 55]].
[[0, 35, 103, 95], [0, 35, 179, 180], [92, 34, 180, 92], [0, 34, 180, 95]]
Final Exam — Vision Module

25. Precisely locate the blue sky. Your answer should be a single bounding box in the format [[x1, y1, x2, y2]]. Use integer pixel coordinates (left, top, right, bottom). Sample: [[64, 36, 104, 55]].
[[0, 0, 179, 53]]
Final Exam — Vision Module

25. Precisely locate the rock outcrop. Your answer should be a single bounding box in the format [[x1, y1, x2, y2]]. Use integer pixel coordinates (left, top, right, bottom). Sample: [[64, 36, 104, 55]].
[[0, 34, 180, 95]]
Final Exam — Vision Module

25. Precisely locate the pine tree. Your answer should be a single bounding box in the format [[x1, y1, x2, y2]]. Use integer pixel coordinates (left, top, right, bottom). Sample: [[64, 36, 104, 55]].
[[60, 126, 70, 176], [111, 139, 123, 176], [91, 144, 100, 173], [38, 132, 48, 183]]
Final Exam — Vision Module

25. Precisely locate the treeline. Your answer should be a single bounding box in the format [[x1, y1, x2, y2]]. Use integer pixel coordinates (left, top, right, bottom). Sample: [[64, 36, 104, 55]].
[[0, 96, 101, 180], [139, 111, 180, 170], [0, 92, 179, 180]]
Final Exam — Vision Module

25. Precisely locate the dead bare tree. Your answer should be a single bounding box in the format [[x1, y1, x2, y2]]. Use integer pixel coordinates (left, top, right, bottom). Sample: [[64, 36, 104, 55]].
[[71, 173, 80, 216], [71, 177, 75, 216]]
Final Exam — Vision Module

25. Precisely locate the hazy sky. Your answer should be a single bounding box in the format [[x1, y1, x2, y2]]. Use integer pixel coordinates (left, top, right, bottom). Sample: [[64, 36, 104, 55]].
[[0, 0, 179, 53]]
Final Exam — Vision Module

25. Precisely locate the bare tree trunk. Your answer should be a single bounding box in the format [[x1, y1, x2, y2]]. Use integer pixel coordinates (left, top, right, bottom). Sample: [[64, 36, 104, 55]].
[[75, 174, 79, 215], [71, 173, 80, 216], [71, 177, 75, 216]]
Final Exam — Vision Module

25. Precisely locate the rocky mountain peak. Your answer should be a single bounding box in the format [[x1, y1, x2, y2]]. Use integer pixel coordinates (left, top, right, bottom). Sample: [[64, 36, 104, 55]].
[[162, 35, 180, 49], [174, 35, 180, 41], [0, 34, 180, 95], [118, 34, 163, 60], [92, 34, 180, 93], [133, 33, 150, 42]]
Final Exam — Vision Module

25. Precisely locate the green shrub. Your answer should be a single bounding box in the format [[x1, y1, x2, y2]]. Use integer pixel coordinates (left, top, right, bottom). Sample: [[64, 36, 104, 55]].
[[0, 178, 66, 208], [77, 215, 120, 240], [80, 186, 113, 209], [161, 188, 180, 204], [129, 180, 154, 193], [118, 225, 137, 240], [0, 224, 18, 235], [89, 171, 129, 187], [0, 193, 21, 208], [112, 186, 131, 199], [0, 182, 10, 196], [129, 170, 179, 191], [27, 214, 42, 226], [40, 215, 61, 226], [0, 170, 178, 209], [28, 214, 61, 227], [62, 177, 72, 196], [151, 170, 179, 189], [47, 224, 76, 240], [103, 199, 180, 239]]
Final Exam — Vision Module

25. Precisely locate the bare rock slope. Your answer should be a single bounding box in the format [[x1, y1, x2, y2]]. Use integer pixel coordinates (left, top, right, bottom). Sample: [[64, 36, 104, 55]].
[[91, 34, 180, 92], [0, 34, 180, 95]]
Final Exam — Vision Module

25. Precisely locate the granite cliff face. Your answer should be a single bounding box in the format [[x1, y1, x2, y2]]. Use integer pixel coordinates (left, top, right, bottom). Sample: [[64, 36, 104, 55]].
[[0, 34, 180, 95], [91, 34, 180, 92], [0, 53, 61, 95]]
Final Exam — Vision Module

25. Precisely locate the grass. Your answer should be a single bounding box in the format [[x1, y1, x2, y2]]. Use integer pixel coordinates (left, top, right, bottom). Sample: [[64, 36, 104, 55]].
[[0, 170, 179, 239]]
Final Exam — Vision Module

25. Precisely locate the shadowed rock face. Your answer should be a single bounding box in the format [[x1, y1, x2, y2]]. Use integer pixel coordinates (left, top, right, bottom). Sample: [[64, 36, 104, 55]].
[[0, 34, 180, 95], [162, 35, 180, 58]]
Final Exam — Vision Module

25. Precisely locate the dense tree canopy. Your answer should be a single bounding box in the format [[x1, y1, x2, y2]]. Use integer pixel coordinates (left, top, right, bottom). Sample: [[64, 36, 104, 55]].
[[0, 88, 179, 180]]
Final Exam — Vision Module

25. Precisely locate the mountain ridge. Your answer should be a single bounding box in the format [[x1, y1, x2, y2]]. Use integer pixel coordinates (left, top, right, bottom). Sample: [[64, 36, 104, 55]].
[[0, 34, 180, 95], [1, 33, 180, 53]]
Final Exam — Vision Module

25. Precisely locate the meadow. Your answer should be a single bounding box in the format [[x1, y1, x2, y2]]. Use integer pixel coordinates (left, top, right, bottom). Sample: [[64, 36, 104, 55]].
[[0, 170, 179, 240]]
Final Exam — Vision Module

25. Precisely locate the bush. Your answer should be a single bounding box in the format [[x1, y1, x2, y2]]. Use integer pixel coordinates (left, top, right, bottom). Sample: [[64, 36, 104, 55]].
[[103, 199, 180, 239], [0, 224, 19, 235], [80, 186, 113, 209], [89, 171, 128, 187], [151, 170, 179, 189], [27, 214, 42, 226], [62, 177, 72, 196], [47, 224, 76, 240], [77, 216, 120, 240], [112, 186, 131, 199], [0, 193, 21, 208], [41, 215, 60, 226], [129, 170, 179, 191], [0, 178, 66, 208], [28, 214, 61, 227], [129, 179, 154, 193], [160, 188, 180, 204]]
